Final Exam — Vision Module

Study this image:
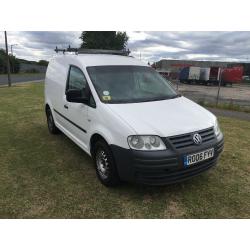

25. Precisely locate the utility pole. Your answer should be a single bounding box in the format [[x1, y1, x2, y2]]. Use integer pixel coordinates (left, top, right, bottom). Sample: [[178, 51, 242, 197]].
[[10, 44, 18, 55], [4, 31, 11, 87], [10, 44, 18, 73]]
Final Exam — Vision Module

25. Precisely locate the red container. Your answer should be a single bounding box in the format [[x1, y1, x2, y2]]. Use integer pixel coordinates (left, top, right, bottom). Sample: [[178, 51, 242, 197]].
[[222, 67, 243, 83]]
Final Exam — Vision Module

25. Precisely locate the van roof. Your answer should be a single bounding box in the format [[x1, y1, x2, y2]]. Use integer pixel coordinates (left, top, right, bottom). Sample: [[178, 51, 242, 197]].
[[52, 54, 147, 68]]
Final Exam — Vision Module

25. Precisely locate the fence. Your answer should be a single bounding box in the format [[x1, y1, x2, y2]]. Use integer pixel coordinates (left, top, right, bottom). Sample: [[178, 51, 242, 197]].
[[171, 80, 250, 111]]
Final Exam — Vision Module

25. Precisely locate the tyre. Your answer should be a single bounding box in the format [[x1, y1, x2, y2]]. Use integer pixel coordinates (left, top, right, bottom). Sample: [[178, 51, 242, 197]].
[[46, 107, 60, 134], [93, 140, 121, 187]]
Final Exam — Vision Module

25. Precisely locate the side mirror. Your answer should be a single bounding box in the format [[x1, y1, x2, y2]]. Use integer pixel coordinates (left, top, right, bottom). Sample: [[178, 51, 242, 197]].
[[66, 89, 89, 104]]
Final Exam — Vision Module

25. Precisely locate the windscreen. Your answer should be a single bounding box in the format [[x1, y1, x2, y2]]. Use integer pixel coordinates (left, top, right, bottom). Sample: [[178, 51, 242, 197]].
[[87, 66, 178, 103]]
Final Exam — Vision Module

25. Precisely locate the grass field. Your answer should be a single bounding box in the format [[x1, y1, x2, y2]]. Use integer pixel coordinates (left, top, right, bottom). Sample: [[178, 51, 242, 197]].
[[0, 83, 249, 218]]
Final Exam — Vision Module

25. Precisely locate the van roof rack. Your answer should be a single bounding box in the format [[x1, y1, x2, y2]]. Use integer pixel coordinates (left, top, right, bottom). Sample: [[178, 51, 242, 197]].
[[79, 49, 130, 56], [55, 46, 130, 56], [55, 46, 78, 54]]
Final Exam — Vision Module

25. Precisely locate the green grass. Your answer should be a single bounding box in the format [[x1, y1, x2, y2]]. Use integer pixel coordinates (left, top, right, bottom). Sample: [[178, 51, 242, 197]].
[[0, 83, 249, 218]]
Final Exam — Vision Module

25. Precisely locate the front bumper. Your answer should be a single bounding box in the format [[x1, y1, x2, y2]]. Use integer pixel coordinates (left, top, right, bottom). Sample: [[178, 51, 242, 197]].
[[111, 134, 224, 185]]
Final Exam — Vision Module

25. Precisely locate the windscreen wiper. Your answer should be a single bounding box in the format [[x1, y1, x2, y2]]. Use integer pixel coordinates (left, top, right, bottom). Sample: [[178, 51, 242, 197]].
[[168, 94, 182, 99]]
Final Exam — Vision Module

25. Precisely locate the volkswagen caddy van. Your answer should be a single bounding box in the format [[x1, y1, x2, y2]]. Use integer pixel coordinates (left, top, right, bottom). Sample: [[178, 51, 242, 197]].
[[45, 49, 224, 187]]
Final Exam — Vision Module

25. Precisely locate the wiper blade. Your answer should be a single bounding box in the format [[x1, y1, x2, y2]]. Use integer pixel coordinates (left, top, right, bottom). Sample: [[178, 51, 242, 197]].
[[168, 94, 182, 99], [104, 94, 182, 104]]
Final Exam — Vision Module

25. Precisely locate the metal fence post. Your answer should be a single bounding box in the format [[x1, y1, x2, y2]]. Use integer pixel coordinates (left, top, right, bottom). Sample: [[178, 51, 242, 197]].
[[216, 68, 222, 106]]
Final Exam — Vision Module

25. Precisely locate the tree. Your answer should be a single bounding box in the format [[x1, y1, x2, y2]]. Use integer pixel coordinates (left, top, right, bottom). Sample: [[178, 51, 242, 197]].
[[9, 54, 20, 73], [0, 49, 7, 74], [0, 49, 20, 74], [79, 31, 128, 50], [37, 60, 49, 66], [0, 49, 5, 74]]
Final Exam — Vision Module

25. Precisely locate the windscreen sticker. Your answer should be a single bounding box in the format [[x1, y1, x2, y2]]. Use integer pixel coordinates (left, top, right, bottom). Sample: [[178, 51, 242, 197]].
[[102, 95, 111, 101], [103, 90, 110, 96]]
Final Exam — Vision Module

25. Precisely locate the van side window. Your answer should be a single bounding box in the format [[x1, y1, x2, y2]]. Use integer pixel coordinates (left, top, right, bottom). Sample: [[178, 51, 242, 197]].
[[67, 66, 87, 91], [67, 65, 96, 108]]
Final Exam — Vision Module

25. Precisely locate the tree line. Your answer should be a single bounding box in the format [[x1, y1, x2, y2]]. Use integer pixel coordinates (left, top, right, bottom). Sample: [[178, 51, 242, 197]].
[[0, 49, 49, 74], [0, 49, 20, 74], [0, 32, 128, 74]]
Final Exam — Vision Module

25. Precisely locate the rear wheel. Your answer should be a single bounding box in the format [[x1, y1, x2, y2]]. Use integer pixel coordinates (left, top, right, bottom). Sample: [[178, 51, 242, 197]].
[[93, 140, 121, 187], [46, 107, 60, 134]]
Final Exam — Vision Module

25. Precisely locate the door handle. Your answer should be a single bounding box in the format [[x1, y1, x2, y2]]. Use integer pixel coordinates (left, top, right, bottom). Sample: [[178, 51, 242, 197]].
[[64, 104, 68, 109]]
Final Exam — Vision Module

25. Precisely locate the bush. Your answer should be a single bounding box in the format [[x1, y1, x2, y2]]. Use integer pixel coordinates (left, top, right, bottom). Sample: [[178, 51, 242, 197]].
[[9, 55, 20, 73], [37, 60, 49, 66]]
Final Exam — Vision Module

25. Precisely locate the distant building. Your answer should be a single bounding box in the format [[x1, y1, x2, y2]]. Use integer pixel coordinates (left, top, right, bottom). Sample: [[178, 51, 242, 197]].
[[155, 59, 250, 79], [19, 63, 47, 73]]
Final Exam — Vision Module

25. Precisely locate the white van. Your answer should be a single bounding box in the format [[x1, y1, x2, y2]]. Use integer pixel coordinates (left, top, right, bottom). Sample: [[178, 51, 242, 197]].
[[45, 49, 224, 187]]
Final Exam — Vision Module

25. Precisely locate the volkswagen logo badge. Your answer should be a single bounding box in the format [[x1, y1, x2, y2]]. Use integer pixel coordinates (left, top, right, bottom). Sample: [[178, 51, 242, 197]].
[[193, 133, 202, 145]]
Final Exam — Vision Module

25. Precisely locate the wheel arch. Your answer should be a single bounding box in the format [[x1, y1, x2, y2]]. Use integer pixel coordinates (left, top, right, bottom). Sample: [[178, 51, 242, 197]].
[[90, 133, 110, 156], [45, 103, 50, 112]]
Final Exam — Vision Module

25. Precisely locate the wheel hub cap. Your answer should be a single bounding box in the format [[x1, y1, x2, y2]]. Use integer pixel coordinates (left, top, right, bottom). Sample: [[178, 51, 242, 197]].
[[96, 150, 109, 179]]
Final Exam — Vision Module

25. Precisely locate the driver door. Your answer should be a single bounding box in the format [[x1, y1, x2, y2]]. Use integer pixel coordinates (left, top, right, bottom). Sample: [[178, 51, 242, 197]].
[[63, 65, 90, 150]]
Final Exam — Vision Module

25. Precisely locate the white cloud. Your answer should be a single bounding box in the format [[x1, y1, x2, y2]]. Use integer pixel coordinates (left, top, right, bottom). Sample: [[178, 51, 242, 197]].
[[143, 45, 188, 53], [1, 31, 250, 63], [127, 31, 151, 42], [0, 31, 81, 61], [185, 54, 220, 60]]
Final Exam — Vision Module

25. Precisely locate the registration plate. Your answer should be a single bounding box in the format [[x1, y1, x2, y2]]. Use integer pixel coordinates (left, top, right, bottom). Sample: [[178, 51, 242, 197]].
[[184, 148, 214, 167]]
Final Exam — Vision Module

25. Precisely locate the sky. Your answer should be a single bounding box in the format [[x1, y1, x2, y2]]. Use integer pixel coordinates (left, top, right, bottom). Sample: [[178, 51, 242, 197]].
[[0, 31, 250, 63]]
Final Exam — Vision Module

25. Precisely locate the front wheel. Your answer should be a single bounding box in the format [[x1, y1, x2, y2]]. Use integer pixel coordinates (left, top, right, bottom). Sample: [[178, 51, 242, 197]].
[[93, 140, 121, 187]]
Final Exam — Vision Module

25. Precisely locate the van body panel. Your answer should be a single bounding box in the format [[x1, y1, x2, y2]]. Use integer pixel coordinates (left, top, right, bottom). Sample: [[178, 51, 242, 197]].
[[45, 53, 224, 185], [106, 97, 216, 137], [87, 104, 136, 150]]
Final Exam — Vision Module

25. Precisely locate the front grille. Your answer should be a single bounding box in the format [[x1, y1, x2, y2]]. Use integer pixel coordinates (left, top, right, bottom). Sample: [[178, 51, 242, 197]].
[[168, 127, 215, 149]]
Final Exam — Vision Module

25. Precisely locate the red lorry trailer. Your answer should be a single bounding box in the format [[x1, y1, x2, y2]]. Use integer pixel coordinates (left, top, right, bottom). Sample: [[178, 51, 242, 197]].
[[221, 66, 243, 86], [209, 67, 221, 84]]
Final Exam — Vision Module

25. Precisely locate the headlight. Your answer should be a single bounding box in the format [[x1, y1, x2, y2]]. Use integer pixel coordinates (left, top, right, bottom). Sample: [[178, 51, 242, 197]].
[[127, 135, 167, 151], [214, 119, 221, 137]]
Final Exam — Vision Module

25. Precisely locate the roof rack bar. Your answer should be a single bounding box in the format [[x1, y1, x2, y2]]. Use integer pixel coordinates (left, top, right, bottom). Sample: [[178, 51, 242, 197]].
[[55, 46, 78, 54], [78, 49, 130, 56], [54, 46, 130, 56]]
